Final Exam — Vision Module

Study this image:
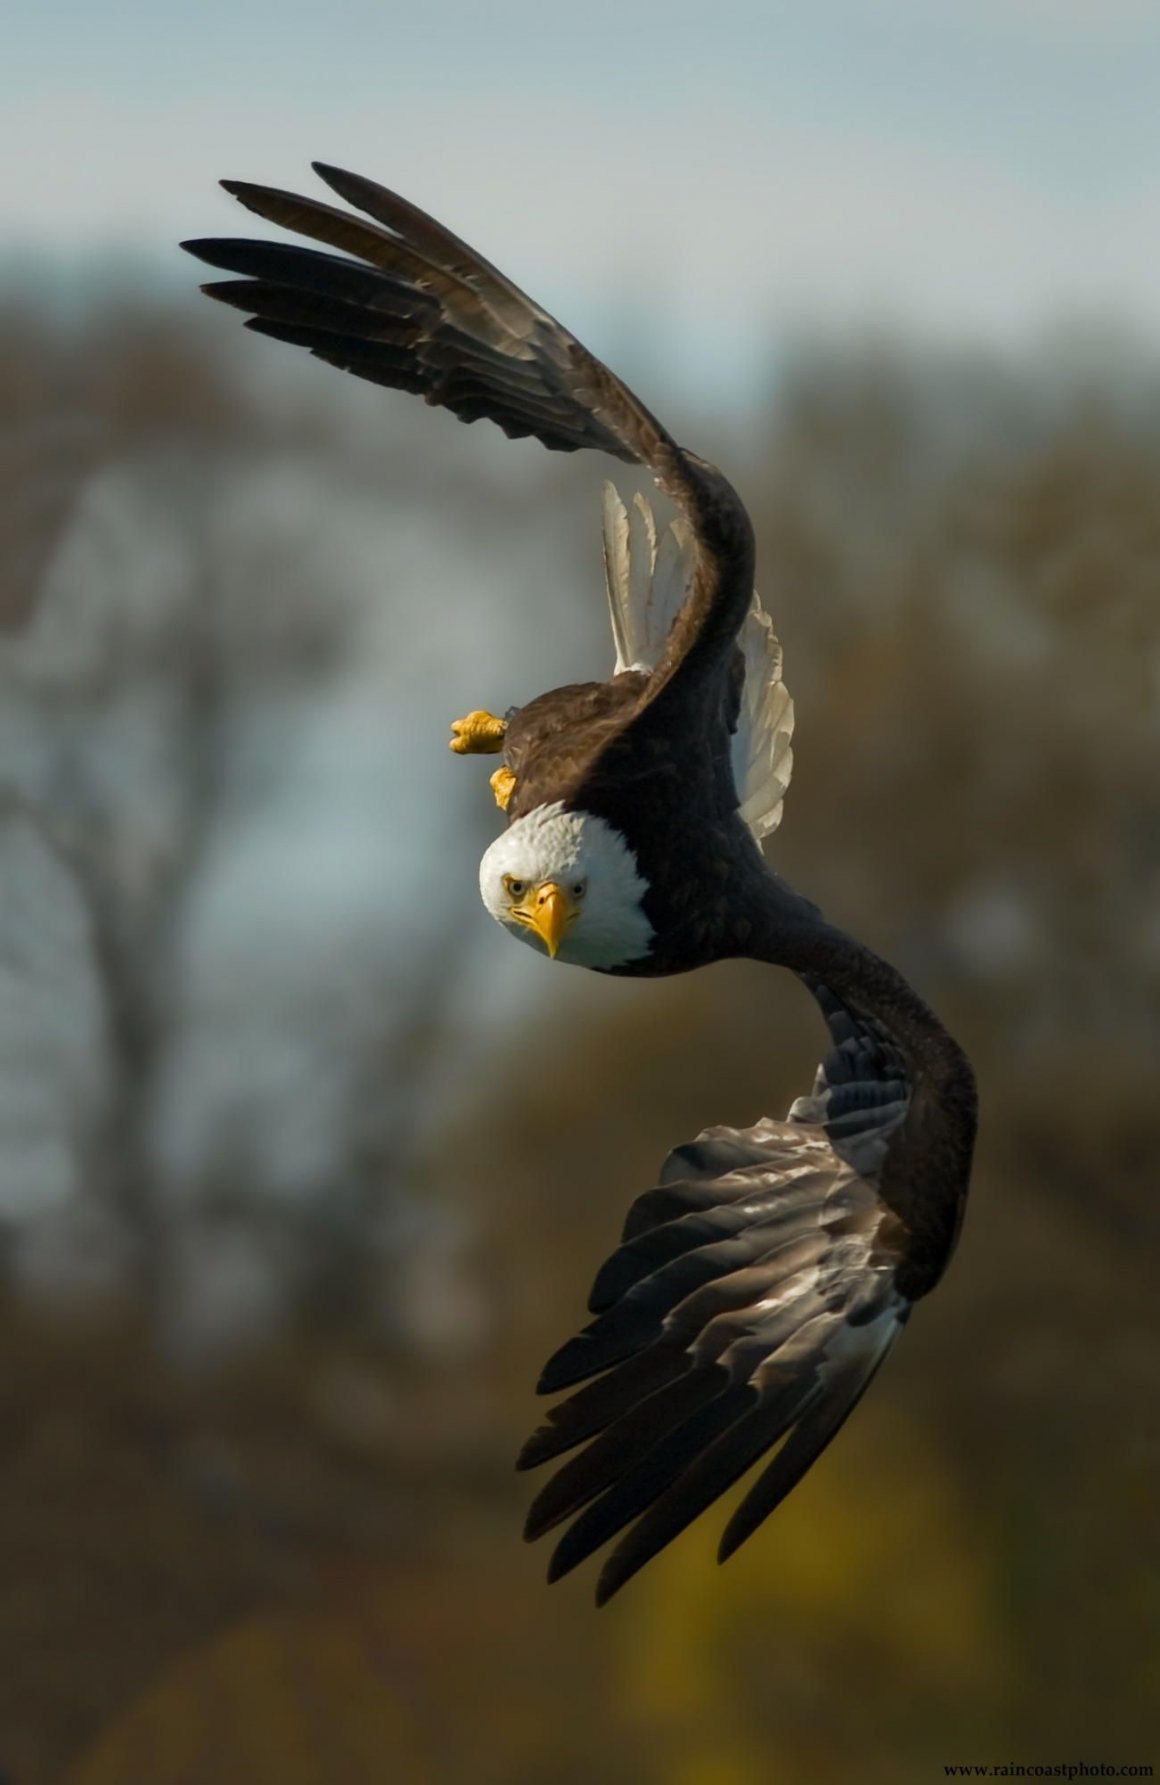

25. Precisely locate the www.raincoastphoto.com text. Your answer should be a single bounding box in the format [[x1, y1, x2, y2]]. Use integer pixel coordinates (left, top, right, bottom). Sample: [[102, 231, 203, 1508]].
[[943, 1765, 1153, 1780]]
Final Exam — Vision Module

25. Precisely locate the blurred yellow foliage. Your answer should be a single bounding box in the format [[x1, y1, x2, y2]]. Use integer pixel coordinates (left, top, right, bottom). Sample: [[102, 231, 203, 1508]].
[[619, 1407, 1000, 1785], [64, 1608, 434, 1785]]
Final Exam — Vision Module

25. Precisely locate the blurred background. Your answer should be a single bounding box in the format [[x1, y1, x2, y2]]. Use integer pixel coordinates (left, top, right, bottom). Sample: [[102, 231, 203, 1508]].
[[2, 3, 1159, 1780]]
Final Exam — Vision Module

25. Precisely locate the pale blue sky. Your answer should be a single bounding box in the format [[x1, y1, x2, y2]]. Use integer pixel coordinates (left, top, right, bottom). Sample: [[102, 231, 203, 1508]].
[[6, 0, 1160, 398]]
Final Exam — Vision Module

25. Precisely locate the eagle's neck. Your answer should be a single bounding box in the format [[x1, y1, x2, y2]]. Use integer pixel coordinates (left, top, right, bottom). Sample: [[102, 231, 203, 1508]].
[[759, 899, 977, 1298], [779, 915, 970, 1100]]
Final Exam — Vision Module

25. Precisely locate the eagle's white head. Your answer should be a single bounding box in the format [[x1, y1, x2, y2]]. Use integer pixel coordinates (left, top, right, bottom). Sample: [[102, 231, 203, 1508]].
[[479, 801, 654, 969]]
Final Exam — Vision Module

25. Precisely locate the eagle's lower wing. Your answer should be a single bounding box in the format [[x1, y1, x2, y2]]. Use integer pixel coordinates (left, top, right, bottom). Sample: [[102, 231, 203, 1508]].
[[518, 982, 919, 1605], [182, 165, 756, 706]]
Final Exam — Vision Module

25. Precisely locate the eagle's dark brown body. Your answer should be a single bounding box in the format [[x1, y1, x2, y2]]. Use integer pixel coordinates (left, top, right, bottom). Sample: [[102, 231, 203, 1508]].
[[184, 165, 978, 1603], [503, 656, 764, 976]]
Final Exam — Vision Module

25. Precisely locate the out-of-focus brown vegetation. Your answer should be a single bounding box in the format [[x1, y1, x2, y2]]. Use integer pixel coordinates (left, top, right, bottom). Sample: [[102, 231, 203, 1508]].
[[0, 297, 1156, 1784]]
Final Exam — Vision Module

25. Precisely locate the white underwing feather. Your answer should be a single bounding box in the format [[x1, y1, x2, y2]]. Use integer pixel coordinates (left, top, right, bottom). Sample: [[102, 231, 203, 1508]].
[[627, 491, 656, 656], [600, 482, 634, 674], [600, 482, 795, 842]]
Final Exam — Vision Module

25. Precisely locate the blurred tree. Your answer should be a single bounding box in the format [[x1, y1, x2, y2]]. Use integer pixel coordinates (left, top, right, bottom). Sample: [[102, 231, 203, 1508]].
[[0, 302, 1155, 1782]]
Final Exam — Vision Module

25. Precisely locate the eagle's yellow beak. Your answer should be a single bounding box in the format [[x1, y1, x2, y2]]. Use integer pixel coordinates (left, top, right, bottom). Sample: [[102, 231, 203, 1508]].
[[511, 881, 579, 958]]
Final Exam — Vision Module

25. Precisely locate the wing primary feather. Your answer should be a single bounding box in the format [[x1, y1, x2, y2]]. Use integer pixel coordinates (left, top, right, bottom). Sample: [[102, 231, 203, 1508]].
[[545, 1384, 759, 1584], [183, 237, 432, 316], [516, 1342, 690, 1472], [523, 1364, 729, 1541], [201, 279, 417, 346], [537, 1230, 820, 1393], [218, 181, 473, 301], [310, 161, 545, 333], [589, 1173, 839, 1312], [716, 1315, 902, 1562], [594, 1376, 822, 1605]]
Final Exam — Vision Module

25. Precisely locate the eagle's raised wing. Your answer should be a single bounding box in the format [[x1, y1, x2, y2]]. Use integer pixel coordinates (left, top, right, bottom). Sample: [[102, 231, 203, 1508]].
[[182, 165, 757, 710], [518, 982, 917, 1604], [185, 163, 671, 466], [601, 483, 794, 842]]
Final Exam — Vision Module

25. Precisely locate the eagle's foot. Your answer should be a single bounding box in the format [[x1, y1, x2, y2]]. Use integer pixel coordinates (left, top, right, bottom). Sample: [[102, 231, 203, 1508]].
[[489, 765, 517, 811], [449, 709, 507, 755]]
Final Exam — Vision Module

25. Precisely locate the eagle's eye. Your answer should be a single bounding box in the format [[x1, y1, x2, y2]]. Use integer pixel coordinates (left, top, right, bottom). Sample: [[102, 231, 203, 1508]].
[[572, 880, 587, 900], [502, 874, 526, 899]]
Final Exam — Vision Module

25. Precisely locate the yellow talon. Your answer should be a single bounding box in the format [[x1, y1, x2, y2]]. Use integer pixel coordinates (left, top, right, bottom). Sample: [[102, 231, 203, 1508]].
[[489, 765, 517, 811], [449, 709, 507, 755]]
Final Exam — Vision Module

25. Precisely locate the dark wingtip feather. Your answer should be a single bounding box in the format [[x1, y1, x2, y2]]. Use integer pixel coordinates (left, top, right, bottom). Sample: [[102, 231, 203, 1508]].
[[716, 1512, 756, 1565], [518, 1345, 691, 1473], [535, 1333, 601, 1396], [197, 279, 254, 311], [523, 1494, 563, 1544], [543, 1507, 608, 1587], [545, 1543, 580, 1587], [218, 179, 294, 225], [715, 1347, 892, 1563], [515, 1429, 548, 1473], [522, 1367, 727, 1545], [535, 1320, 647, 1393], [588, 1381, 816, 1604], [540, 1386, 759, 1590], [312, 159, 352, 188], [311, 161, 363, 206], [523, 1502, 549, 1542], [518, 1408, 592, 1474], [181, 238, 236, 268], [593, 1565, 627, 1608], [715, 1457, 799, 1565], [242, 316, 299, 341], [594, 1548, 650, 1606]]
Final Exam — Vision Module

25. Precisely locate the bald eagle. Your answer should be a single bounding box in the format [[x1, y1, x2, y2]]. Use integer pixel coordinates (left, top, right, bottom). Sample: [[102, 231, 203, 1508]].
[[183, 166, 977, 1605]]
